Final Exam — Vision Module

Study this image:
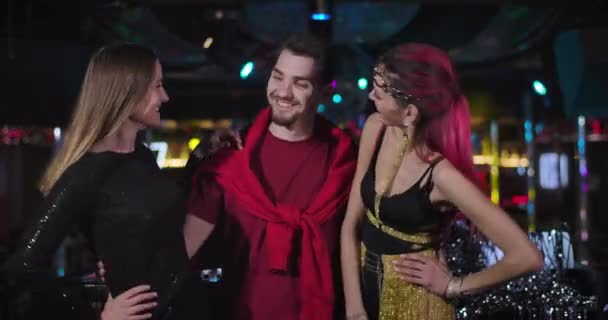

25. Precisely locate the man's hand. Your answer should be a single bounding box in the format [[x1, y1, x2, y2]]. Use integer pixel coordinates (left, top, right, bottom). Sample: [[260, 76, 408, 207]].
[[208, 128, 242, 153], [188, 128, 242, 166]]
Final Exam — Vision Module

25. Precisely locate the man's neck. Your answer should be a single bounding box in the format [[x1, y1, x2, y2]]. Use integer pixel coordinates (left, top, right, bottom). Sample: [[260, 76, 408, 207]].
[[268, 114, 316, 142]]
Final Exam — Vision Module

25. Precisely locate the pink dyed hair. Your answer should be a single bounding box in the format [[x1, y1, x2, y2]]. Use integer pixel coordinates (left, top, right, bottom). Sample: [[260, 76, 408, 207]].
[[379, 43, 477, 185]]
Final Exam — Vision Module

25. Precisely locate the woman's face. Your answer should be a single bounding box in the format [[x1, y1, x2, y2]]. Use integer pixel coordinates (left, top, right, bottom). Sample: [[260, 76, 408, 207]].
[[131, 60, 169, 128], [369, 65, 406, 126]]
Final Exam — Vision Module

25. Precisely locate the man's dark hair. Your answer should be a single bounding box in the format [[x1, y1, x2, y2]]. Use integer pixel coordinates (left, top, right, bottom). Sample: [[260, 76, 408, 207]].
[[277, 33, 334, 86]]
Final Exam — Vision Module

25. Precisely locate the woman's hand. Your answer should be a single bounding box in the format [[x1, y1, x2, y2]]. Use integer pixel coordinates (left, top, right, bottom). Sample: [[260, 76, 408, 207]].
[[392, 252, 451, 296], [100, 285, 158, 320]]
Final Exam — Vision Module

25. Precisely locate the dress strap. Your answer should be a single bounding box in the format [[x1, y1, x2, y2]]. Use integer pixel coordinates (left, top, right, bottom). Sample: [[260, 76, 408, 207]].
[[419, 157, 444, 193]]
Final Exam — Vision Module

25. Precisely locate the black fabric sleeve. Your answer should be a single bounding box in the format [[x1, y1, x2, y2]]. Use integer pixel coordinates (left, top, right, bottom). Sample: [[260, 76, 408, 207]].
[[3, 164, 95, 278]]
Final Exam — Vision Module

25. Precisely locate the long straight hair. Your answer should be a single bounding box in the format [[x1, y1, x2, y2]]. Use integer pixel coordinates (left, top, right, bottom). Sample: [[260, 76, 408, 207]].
[[39, 43, 157, 195]]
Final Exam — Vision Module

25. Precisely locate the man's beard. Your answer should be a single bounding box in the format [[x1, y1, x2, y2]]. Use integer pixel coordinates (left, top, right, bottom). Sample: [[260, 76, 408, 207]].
[[269, 94, 301, 128], [271, 108, 299, 128]]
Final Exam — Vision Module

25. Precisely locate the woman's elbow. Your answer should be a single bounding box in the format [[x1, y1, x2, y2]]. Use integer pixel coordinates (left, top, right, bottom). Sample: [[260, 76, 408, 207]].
[[527, 248, 544, 272], [504, 244, 543, 276], [340, 219, 359, 239], [340, 230, 360, 254], [516, 246, 544, 274]]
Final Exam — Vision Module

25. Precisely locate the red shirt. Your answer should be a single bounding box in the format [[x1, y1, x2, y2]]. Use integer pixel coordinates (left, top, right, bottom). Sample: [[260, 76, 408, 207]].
[[188, 130, 343, 320]]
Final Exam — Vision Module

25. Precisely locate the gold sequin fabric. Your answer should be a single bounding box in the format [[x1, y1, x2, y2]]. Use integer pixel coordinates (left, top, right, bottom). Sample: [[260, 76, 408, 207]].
[[361, 244, 454, 320]]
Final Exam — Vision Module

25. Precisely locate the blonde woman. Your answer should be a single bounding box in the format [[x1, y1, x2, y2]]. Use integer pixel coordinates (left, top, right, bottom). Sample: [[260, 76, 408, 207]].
[[340, 43, 543, 320], [5, 43, 207, 320]]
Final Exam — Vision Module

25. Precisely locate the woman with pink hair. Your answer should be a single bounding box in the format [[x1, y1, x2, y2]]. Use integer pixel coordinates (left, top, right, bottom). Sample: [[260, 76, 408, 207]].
[[340, 43, 543, 320]]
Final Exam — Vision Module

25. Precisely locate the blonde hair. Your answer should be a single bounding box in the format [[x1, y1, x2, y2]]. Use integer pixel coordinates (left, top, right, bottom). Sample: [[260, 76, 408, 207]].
[[39, 43, 158, 195]]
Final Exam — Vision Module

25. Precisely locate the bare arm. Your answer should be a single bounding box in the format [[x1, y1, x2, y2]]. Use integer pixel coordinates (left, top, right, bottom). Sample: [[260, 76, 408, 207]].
[[432, 161, 543, 294], [341, 113, 384, 318]]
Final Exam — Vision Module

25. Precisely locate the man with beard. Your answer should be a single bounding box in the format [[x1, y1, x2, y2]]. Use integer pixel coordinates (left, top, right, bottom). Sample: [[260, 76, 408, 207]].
[[182, 34, 357, 320]]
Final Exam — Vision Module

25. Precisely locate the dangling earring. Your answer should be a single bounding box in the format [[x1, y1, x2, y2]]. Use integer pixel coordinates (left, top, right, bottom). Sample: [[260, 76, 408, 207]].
[[402, 119, 410, 137]]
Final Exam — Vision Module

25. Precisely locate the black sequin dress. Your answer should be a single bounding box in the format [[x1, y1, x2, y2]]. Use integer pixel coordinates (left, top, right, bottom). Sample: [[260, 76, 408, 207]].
[[5, 144, 207, 320]]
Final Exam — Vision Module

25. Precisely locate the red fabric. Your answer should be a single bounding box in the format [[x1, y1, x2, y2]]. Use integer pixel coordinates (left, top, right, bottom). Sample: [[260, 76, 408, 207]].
[[188, 178, 222, 225], [188, 132, 336, 319], [192, 108, 356, 320]]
